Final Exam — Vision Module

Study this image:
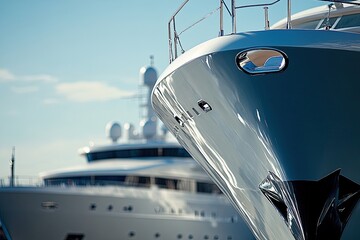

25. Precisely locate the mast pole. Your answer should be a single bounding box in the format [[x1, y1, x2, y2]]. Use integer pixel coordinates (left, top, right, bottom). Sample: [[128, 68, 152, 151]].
[[10, 147, 15, 187]]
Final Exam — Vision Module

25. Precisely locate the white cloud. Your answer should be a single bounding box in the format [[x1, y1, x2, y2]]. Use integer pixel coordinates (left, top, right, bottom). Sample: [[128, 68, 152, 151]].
[[0, 69, 15, 82], [11, 86, 39, 94], [0, 68, 57, 84], [1, 68, 136, 103], [43, 98, 60, 105], [56, 81, 135, 102], [20, 74, 58, 83]]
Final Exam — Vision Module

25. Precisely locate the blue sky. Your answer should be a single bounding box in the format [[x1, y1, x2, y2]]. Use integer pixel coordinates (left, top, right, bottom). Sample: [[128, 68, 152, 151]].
[[0, 0, 324, 179]]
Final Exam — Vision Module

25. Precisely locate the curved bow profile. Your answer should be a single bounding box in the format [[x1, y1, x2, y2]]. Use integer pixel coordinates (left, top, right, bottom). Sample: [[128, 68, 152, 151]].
[[152, 1, 360, 239]]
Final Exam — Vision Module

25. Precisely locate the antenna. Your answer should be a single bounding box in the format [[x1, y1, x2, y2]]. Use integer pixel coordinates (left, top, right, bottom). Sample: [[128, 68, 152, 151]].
[[10, 147, 15, 187], [150, 55, 154, 66], [139, 56, 159, 140]]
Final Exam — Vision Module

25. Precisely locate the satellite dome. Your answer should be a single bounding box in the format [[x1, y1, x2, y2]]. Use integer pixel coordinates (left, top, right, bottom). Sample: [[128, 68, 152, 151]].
[[140, 56, 158, 87], [105, 121, 122, 143], [141, 119, 157, 139]]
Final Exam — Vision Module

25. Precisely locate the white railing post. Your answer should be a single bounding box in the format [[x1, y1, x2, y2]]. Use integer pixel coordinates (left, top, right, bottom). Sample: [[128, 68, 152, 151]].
[[232, 0, 236, 33], [219, 0, 224, 36], [287, 0, 292, 29], [264, 7, 270, 30]]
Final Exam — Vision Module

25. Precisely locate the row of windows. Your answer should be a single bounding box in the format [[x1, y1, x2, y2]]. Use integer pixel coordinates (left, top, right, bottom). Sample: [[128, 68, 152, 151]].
[[86, 147, 191, 161], [65, 232, 233, 240], [44, 175, 222, 194]]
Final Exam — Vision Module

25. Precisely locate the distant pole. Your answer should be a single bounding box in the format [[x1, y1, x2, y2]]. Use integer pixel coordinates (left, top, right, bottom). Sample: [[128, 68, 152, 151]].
[[10, 147, 15, 187]]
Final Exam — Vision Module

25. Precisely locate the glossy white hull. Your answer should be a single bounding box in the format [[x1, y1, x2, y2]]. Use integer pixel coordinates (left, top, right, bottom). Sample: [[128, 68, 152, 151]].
[[0, 186, 253, 240], [152, 30, 360, 239]]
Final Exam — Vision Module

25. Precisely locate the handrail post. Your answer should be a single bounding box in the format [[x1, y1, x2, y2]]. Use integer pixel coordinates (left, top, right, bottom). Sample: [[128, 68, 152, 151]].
[[231, 0, 236, 33], [168, 0, 190, 62], [264, 7, 270, 30], [168, 20, 173, 63], [173, 18, 178, 59], [219, 0, 224, 36], [286, 0, 292, 29]]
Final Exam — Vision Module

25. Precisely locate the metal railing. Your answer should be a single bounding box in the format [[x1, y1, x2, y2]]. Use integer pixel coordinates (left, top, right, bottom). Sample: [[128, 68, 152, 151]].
[[168, 0, 292, 63], [0, 176, 42, 187]]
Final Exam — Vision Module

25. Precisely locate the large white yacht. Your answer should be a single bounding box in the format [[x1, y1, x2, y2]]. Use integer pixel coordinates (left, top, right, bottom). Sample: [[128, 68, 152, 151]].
[[0, 63, 254, 240], [152, 1, 360, 240]]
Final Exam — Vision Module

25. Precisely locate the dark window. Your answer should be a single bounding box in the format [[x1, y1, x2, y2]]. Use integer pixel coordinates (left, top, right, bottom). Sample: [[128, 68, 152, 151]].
[[124, 176, 151, 187], [65, 233, 84, 240], [155, 177, 178, 190], [319, 17, 338, 29], [44, 176, 91, 186], [292, 19, 320, 29], [335, 13, 360, 29], [196, 182, 222, 194], [94, 175, 126, 184], [86, 147, 191, 161], [44, 175, 152, 187]]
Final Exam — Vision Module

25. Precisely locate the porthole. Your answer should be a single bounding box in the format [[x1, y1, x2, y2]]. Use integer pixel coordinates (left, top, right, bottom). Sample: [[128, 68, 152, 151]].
[[123, 205, 133, 212], [198, 100, 212, 112], [155, 233, 160, 238], [177, 234, 183, 239], [236, 48, 288, 75], [41, 201, 58, 211], [129, 231, 135, 237], [89, 204, 96, 210]]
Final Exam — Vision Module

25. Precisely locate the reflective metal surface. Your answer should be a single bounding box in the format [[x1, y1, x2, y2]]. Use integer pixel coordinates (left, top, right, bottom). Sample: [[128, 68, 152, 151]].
[[152, 30, 360, 239], [236, 48, 288, 74]]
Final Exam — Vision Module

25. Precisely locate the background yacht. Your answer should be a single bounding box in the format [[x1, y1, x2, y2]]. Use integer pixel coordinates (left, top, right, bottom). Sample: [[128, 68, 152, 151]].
[[151, 1, 359, 239], [0, 63, 254, 240]]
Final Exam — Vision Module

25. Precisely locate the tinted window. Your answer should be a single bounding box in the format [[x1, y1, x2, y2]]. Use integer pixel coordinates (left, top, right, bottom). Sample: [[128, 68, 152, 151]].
[[44, 175, 150, 188], [292, 19, 320, 29], [155, 177, 178, 189], [87, 147, 191, 161], [335, 13, 360, 29], [197, 182, 222, 194], [319, 17, 338, 29]]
